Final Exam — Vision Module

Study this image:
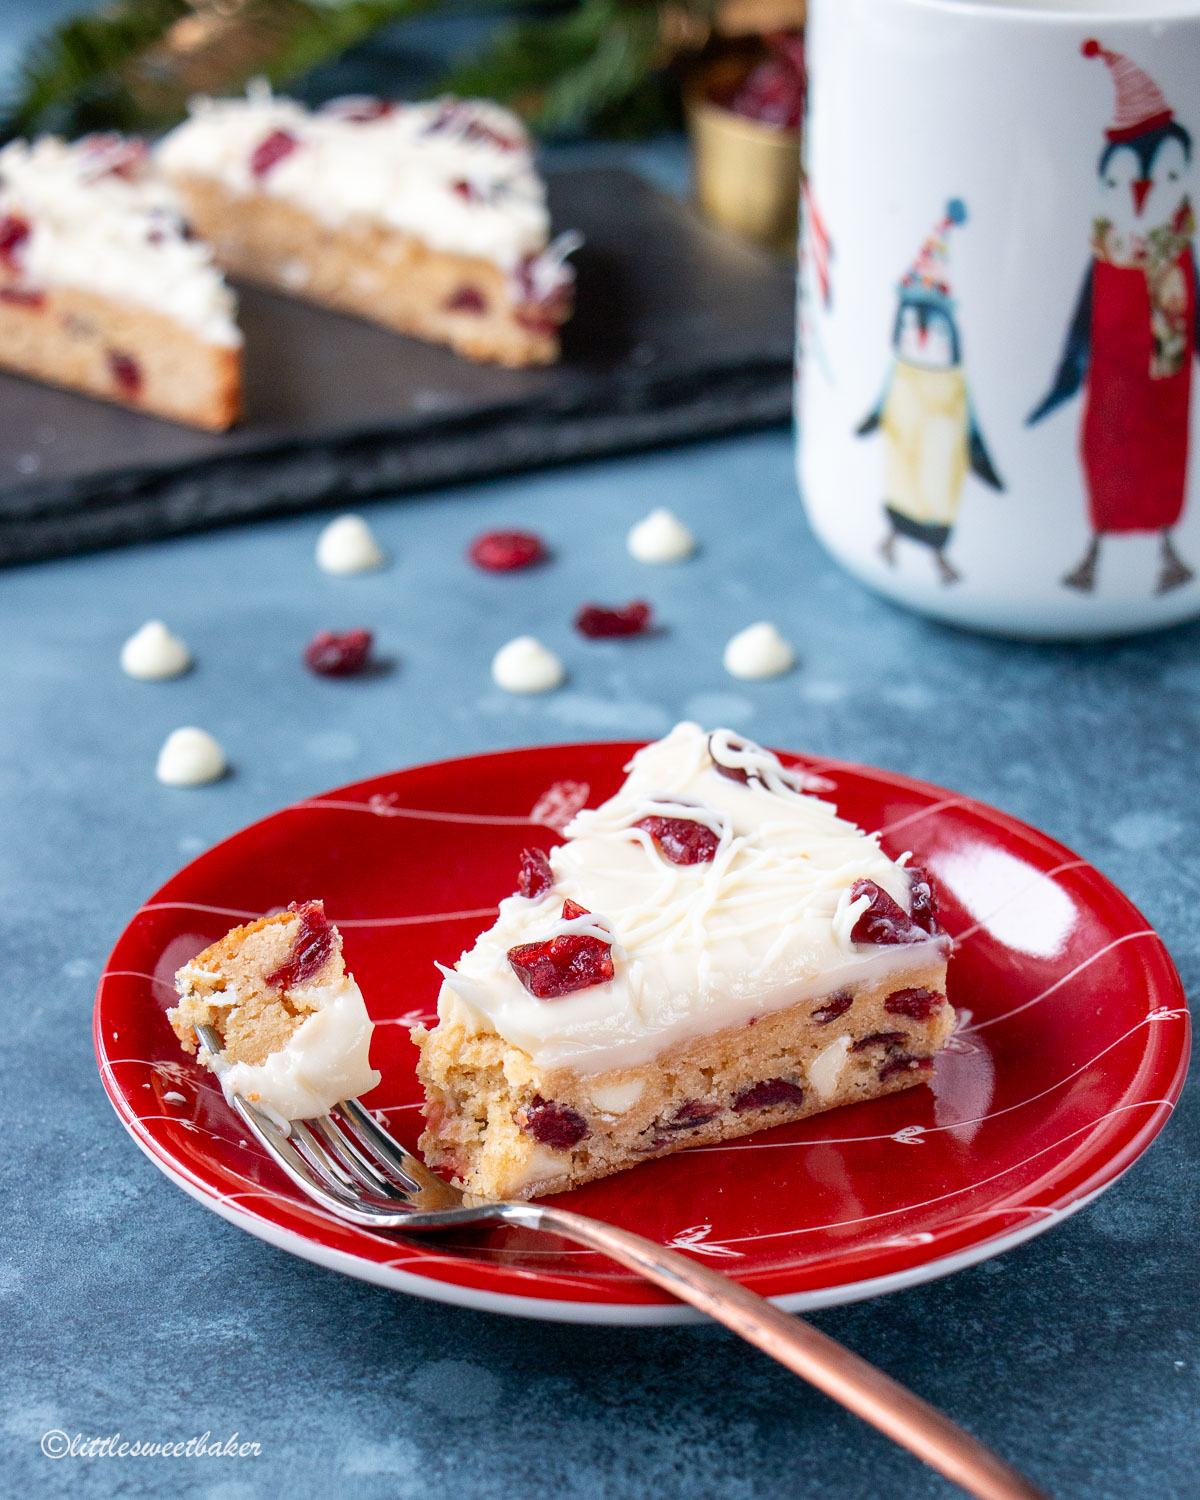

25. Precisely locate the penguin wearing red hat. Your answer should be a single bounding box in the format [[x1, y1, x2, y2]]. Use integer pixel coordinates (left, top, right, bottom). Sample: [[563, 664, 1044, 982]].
[[1029, 40, 1197, 594]]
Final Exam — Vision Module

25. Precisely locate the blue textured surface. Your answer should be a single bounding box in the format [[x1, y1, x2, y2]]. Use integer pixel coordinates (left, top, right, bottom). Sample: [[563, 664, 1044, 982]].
[[2, 426, 1197, 1499]]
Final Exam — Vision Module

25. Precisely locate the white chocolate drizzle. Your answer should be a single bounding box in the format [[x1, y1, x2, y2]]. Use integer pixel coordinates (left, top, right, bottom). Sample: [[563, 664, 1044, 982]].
[[432, 723, 943, 1074]]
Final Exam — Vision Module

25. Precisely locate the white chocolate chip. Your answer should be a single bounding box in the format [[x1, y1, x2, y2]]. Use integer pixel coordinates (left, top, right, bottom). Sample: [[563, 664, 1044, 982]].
[[627, 508, 695, 564], [156, 727, 227, 787], [723, 621, 795, 680], [315, 514, 386, 575], [491, 636, 565, 694], [120, 620, 191, 680], [587, 1078, 645, 1115], [808, 1034, 851, 1101]]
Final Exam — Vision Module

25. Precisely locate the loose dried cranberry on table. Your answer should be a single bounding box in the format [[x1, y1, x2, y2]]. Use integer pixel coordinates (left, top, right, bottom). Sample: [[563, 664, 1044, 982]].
[[635, 815, 719, 865], [731, 32, 806, 132], [468, 529, 546, 572], [507, 899, 614, 999], [732, 1077, 804, 1112], [517, 847, 554, 898], [107, 350, 142, 397], [516, 1095, 588, 1149], [266, 899, 334, 990], [574, 601, 652, 639], [303, 628, 373, 677], [250, 129, 299, 178], [884, 987, 945, 1021], [811, 990, 853, 1024], [848, 874, 942, 945], [0, 213, 31, 271]]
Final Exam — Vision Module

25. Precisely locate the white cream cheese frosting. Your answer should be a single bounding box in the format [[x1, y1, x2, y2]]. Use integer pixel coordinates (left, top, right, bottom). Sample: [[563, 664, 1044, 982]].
[[206, 975, 381, 1124], [0, 135, 241, 345], [434, 722, 944, 1074], [157, 85, 552, 273]]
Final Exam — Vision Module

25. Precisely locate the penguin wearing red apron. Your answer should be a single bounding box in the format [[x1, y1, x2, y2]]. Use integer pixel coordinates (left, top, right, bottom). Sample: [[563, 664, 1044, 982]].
[[1029, 39, 1197, 594]]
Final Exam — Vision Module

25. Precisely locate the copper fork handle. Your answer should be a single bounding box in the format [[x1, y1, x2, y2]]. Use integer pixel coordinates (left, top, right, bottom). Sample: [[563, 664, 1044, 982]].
[[530, 1206, 1049, 1500]]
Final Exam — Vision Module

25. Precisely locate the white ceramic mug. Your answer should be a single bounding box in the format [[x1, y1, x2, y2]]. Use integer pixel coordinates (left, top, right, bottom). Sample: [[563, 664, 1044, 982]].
[[797, 0, 1200, 638]]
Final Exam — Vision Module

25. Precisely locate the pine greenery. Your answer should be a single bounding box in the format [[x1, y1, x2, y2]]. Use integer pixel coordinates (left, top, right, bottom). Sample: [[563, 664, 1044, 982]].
[[0, 0, 716, 145]]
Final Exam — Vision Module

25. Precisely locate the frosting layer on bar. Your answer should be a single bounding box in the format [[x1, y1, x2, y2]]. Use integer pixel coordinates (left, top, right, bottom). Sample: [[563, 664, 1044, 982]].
[[0, 136, 241, 345], [435, 723, 947, 1074], [156, 86, 551, 271]]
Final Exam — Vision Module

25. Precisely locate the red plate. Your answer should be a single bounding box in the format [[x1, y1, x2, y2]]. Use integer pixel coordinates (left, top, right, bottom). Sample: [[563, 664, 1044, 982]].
[[95, 742, 1190, 1323]]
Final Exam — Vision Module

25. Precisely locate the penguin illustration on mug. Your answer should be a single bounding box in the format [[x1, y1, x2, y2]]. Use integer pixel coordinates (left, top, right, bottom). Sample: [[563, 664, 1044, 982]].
[[1029, 39, 1197, 595], [856, 200, 1004, 585]]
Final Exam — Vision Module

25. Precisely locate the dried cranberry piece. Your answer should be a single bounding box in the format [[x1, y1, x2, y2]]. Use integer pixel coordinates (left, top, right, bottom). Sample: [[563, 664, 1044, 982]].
[[0, 213, 31, 271], [878, 1054, 934, 1082], [451, 179, 481, 202], [468, 529, 546, 572], [0, 287, 44, 309], [320, 96, 394, 123], [662, 1100, 721, 1131], [517, 847, 554, 898], [811, 990, 853, 1024], [507, 900, 614, 999], [266, 899, 334, 990], [906, 865, 942, 936], [635, 815, 719, 866], [884, 987, 945, 1021], [848, 880, 931, 945], [707, 733, 762, 785], [79, 133, 148, 181], [574, 601, 653, 639], [445, 285, 489, 314], [107, 350, 141, 397], [517, 1095, 588, 1150], [250, 129, 299, 178], [303, 628, 373, 677], [732, 1078, 804, 1112], [850, 1031, 907, 1052]]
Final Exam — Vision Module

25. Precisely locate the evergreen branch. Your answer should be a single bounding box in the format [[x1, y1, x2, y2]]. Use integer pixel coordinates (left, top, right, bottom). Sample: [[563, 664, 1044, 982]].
[[445, 0, 681, 135], [1, 0, 430, 144]]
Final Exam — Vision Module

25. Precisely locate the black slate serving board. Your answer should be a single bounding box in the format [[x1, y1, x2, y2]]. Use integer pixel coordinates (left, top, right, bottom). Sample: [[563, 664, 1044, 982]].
[[0, 167, 795, 567]]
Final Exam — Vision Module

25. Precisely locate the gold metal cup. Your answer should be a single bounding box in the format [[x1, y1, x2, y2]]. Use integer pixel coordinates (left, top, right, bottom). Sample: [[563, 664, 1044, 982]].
[[685, 58, 802, 253]]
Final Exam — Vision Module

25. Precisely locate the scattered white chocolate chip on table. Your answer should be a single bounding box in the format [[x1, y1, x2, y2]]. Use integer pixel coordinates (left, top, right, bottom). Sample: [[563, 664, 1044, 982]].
[[723, 621, 795, 680], [316, 514, 386, 575], [492, 636, 565, 694], [627, 507, 695, 564], [120, 620, 192, 681], [156, 727, 227, 786]]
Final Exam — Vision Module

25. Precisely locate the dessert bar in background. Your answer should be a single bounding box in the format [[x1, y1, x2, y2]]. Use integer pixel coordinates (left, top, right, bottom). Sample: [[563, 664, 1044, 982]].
[[0, 134, 242, 430], [415, 723, 954, 1200], [157, 86, 579, 368]]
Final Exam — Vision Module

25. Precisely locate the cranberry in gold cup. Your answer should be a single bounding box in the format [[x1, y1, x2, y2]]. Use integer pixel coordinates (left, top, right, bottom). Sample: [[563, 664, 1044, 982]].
[[798, 0, 1200, 638]]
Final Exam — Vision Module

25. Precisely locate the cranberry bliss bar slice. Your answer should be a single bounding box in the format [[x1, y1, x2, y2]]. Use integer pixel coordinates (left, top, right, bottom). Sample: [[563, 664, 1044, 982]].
[[0, 134, 241, 429], [414, 724, 954, 1201], [169, 901, 380, 1124], [156, 86, 578, 367]]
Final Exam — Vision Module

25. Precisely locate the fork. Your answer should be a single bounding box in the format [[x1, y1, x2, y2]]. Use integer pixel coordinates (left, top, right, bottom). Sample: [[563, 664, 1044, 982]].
[[195, 1025, 1046, 1500]]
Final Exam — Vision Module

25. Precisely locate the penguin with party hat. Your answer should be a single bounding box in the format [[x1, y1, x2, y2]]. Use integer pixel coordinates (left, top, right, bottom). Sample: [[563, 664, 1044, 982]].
[[1028, 39, 1197, 594], [857, 200, 1003, 584]]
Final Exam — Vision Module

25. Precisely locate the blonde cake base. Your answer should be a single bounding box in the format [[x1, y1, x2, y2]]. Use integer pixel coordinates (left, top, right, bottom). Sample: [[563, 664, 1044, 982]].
[[168, 175, 562, 368], [414, 960, 954, 1201], [0, 283, 240, 430]]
